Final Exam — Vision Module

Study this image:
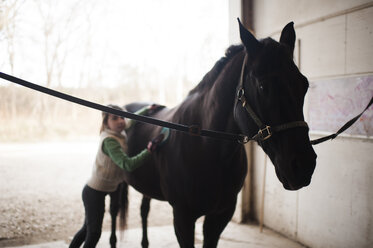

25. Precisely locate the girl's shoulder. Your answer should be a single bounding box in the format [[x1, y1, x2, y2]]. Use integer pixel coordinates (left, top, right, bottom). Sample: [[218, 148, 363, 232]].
[[100, 129, 126, 142]]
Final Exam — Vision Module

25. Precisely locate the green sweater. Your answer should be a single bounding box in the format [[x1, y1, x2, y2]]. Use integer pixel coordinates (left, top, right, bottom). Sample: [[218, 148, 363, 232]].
[[102, 138, 149, 172], [102, 106, 150, 172]]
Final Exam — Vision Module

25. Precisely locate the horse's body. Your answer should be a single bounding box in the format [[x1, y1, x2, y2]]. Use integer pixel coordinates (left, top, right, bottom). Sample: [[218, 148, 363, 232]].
[[119, 21, 316, 248]]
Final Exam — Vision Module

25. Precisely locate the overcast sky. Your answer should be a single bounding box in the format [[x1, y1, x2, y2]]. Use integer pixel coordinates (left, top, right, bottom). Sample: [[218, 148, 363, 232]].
[[1, 0, 230, 90]]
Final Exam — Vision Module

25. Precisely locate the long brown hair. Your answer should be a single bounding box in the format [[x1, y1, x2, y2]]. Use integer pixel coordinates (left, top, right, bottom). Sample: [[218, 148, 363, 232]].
[[99, 104, 124, 133]]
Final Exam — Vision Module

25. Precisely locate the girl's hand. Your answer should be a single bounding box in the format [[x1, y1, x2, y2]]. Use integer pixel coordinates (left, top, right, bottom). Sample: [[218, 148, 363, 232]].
[[147, 141, 154, 152], [147, 133, 165, 152]]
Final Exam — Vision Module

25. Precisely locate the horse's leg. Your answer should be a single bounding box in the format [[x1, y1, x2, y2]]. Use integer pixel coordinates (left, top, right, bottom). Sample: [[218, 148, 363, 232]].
[[109, 187, 120, 248], [173, 206, 196, 248], [140, 195, 151, 248], [202, 200, 236, 248]]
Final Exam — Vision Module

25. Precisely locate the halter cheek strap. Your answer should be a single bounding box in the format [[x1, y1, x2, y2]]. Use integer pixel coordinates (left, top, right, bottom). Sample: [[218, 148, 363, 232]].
[[236, 54, 309, 142]]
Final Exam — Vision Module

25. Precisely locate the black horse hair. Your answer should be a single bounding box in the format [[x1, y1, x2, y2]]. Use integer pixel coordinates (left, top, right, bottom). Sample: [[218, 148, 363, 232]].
[[188, 45, 244, 95]]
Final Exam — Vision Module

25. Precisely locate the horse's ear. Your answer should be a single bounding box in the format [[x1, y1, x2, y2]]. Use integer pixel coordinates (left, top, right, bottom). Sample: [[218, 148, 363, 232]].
[[238, 18, 261, 59], [280, 22, 296, 54]]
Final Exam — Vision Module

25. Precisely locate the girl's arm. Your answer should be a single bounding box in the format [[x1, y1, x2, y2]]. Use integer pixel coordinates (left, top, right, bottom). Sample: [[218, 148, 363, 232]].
[[102, 137, 150, 172]]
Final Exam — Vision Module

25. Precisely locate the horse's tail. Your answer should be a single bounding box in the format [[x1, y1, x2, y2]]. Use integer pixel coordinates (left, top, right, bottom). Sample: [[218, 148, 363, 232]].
[[118, 181, 129, 234]]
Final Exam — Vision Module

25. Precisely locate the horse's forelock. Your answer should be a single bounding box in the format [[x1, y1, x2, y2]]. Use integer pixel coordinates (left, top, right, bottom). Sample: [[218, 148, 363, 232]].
[[252, 38, 290, 77]]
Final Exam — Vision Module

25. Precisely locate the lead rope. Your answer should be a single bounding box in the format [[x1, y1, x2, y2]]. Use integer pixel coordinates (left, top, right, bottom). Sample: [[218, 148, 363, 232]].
[[0, 72, 247, 143], [310, 96, 373, 145], [1, 71, 372, 145]]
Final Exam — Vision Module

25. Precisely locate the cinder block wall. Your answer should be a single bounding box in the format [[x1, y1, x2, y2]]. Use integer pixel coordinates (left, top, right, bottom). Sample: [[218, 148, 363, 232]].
[[245, 1, 373, 247]]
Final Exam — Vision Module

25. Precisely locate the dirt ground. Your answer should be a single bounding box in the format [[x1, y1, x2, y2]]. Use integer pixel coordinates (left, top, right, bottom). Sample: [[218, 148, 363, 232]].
[[0, 140, 174, 247]]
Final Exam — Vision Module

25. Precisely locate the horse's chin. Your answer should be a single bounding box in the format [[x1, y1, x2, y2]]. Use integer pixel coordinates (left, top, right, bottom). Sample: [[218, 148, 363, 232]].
[[280, 174, 311, 191], [273, 163, 311, 191], [282, 180, 303, 191], [271, 152, 315, 191]]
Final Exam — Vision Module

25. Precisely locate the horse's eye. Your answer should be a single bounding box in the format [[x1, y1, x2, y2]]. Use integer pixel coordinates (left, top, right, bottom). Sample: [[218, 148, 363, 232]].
[[259, 85, 264, 91]]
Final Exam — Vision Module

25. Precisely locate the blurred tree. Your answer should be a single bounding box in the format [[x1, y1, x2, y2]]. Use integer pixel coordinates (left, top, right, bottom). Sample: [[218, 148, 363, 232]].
[[0, 0, 24, 120], [32, 0, 93, 124]]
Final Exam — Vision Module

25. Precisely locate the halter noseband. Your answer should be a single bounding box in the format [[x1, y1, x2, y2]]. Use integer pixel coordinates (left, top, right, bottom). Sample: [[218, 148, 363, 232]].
[[236, 54, 309, 143]]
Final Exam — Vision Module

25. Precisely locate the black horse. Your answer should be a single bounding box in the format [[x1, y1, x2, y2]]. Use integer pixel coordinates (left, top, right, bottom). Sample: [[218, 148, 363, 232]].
[[113, 20, 317, 248]]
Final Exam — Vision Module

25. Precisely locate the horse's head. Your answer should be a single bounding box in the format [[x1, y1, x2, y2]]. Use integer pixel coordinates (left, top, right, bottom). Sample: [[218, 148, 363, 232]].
[[234, 20, 317, 190]]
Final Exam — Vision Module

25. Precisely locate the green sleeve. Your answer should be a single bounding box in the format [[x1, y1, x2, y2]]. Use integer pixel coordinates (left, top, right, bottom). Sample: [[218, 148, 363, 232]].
[[125, 106, 149, 130], [102, 137, 150, 172]]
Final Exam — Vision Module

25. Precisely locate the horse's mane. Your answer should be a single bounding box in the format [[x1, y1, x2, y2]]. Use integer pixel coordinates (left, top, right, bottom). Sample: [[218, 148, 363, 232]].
[[188, 45, 244, 95]]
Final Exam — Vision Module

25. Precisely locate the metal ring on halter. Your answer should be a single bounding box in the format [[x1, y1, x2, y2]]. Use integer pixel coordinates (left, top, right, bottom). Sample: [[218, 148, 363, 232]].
[[236, 88, 247, 106], [238, 134, 249, 144], [236, 88, 245, 100]]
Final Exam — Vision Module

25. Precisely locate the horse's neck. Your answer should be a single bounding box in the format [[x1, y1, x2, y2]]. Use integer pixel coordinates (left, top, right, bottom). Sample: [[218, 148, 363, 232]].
[[201, 52, 244, 132], [173, 51, 244, 133]]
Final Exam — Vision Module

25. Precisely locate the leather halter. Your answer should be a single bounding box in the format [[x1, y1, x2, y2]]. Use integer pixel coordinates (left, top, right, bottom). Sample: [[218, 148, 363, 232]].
[[236, 54, 309, 142]]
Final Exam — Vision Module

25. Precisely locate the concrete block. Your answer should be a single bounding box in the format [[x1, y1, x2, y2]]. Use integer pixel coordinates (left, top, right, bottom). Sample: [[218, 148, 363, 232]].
[[346, 7, 373, 74], [253, 0, 372, 37], [296, 16, 346, 79], [263, 159, 298, 240], [297, 137, 373, 248]]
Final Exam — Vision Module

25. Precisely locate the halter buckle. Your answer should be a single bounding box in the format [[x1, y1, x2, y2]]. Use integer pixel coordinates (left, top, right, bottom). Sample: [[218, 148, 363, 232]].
[[258, 125, 272, 140]]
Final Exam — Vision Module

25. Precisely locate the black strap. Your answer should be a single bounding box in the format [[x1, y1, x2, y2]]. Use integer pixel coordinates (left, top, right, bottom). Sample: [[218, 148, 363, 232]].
[[0, 72, 246, 143], [310, 96, 373, 145], [1, 71, 371, 145]]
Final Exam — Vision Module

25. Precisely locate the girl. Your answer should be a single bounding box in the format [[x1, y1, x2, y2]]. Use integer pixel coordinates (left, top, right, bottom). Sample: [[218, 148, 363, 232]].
[[69, 104, 163, 248]]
